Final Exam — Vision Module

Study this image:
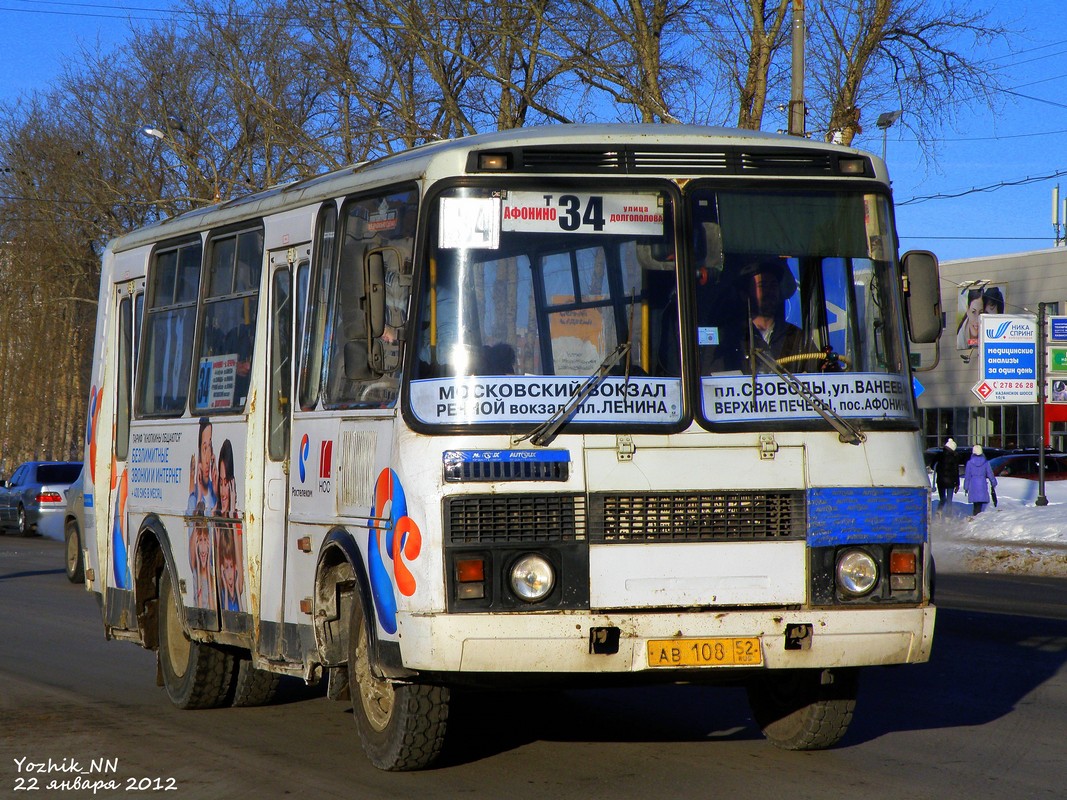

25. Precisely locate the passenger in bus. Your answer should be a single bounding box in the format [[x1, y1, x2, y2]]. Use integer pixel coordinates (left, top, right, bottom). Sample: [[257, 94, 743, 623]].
[[716, 258, 818, 372]]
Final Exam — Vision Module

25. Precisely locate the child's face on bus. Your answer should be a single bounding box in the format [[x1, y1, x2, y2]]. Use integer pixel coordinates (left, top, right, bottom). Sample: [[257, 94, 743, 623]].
[[195, 526, 210, 567], [221, 552, 237, 594], [199, 425, 213, 483], [218, 459, 232, 514]]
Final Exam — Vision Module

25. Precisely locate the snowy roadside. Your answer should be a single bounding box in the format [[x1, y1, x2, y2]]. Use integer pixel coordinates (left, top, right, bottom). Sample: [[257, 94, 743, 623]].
[[931, 477, 1067, 577]]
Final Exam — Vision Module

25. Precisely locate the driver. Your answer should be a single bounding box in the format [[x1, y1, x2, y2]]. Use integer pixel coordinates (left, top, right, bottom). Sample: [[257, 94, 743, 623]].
[[719, 257, 816, 371]]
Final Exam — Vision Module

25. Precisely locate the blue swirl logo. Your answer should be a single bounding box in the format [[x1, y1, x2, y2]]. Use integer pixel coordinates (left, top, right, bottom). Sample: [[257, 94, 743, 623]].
[[987, 320, 1013, 339], [298, 433, 310, 482]]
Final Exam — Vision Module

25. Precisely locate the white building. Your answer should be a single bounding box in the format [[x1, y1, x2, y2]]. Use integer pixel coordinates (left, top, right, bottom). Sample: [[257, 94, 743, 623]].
[[914, 246, 1067, 452]]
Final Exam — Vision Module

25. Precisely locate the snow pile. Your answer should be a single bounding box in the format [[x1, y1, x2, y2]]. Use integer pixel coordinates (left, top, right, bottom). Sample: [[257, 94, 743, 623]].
[[931, 477, 1067, 575]]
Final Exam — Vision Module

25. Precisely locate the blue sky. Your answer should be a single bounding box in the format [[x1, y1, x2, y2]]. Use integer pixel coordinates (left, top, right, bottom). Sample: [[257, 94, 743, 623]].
[[2, 0, 1067, 265]]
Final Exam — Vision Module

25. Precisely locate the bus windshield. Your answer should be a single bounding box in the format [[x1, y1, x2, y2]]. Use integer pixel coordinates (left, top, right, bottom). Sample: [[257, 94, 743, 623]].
[[688, 186, 915, 427], [409, 184, 683, 429], [408, 182, 915, 431]]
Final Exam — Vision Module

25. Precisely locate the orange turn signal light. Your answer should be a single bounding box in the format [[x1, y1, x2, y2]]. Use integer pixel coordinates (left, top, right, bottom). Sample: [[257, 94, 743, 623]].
[[889, 550, 917, 574], [456, 558, 485, 583]]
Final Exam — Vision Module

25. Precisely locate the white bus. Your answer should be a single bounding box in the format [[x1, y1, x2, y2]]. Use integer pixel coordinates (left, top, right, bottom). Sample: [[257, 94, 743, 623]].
[[82, 124, 942, 770]]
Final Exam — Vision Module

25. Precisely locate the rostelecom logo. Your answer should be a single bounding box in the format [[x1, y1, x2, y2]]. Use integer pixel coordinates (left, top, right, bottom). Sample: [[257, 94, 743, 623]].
[[298, 433, 310, 482]]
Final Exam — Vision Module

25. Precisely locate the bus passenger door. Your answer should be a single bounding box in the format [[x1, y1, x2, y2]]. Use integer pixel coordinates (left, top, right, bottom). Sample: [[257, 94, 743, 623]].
[[259, 248, 300, 659], [98, 278, 143, 625]]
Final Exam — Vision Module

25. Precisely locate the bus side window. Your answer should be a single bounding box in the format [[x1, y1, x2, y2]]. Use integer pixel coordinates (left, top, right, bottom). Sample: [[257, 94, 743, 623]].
[[193, 227, 264, 414], [268, 267, 293, 461], [322, 186, 417, 408], [115, 294, 133, 460], [138, 240, 202, 416], [299, 204, 336, 411]]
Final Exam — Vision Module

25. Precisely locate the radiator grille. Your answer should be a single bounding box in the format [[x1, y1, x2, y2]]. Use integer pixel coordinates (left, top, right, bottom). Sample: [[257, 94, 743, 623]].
[[589, 491, 806, 542], [444, 491, 804, 545], [445, 494, 586, 544]]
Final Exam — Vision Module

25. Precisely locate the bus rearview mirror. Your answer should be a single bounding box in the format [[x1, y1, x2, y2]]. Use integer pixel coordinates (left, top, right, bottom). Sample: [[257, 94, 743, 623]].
[[901, 250, 942, 344]]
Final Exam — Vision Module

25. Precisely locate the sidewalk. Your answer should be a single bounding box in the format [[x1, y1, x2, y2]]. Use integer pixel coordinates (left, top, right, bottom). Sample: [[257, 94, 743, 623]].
[[931, 479, 1067, 576]]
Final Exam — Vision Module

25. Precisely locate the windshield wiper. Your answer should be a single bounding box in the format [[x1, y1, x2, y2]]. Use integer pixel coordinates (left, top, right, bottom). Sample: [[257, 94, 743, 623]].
[[750, 348, 866, 445], [513, 341, 632, 448]]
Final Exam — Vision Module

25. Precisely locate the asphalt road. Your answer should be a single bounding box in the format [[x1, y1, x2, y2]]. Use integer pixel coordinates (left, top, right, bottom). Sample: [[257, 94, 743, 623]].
[[2, 535, 1066, 799]]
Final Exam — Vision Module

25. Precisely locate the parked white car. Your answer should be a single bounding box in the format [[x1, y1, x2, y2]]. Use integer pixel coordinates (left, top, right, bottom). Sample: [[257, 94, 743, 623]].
[[0, 461, 82, 539]]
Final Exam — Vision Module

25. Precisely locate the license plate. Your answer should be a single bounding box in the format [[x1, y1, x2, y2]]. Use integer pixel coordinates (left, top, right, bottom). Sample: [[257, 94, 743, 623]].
[[646, 637, 763, 668]]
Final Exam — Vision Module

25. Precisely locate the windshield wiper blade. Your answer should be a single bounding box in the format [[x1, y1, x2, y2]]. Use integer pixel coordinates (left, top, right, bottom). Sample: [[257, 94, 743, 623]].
[[750, 348, 866, 445], [513, 341, 632, 448]]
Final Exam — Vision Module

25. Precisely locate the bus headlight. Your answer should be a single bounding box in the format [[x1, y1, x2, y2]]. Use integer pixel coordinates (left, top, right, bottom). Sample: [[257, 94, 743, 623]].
[[836, 549, 878, 597], [508, 553, 555, 602]]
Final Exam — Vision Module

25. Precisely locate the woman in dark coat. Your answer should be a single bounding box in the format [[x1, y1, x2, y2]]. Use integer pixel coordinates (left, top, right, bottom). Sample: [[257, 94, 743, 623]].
[[932, 438, 960, 512]]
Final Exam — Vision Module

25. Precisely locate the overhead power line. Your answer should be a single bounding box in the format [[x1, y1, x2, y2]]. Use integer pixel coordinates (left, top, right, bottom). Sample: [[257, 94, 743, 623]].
[[898, 168, 1067, 206]]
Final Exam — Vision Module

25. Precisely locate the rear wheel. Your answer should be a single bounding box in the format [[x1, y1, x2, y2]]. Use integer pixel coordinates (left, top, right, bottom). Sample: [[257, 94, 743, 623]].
[[231, 658, 282, 707], [64, 520, 84, 583], [157, 568, 234, 709], [747, 668, 858, 751], [16, 505, 31, 536], [347, 590, 449, 771]]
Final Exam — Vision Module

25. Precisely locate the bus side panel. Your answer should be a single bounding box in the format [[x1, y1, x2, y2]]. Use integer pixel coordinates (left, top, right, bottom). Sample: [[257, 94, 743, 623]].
[[83, 248, 117, 605]]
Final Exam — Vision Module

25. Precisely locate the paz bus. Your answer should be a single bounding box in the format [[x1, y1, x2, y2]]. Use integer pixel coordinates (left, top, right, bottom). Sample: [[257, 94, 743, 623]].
[[82, 124, 942, 770]]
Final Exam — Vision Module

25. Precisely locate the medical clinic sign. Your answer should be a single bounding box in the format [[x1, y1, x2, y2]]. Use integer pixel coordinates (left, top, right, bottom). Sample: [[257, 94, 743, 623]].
[[972, 314, 1038, 404]]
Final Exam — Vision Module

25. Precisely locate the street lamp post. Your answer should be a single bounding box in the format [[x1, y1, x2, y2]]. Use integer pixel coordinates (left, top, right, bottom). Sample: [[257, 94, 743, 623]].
[[140, 123, 222, 204], [876, 110, 902, 161]]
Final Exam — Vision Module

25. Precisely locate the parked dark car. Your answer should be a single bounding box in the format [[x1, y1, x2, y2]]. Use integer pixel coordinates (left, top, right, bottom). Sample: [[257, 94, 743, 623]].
[[988, 453, 1067, 481], [0, 461, 83, 537]]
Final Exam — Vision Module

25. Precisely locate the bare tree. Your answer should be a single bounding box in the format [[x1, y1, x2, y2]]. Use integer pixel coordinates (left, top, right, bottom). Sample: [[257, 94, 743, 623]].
[[549, 0, 700, 123], [698, 0, 792, 129], [806, 0, 1009, 151]]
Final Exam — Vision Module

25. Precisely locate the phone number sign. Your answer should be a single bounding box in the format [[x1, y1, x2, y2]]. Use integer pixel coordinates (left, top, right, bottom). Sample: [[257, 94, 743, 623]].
[[974, 314, 1037, 403]]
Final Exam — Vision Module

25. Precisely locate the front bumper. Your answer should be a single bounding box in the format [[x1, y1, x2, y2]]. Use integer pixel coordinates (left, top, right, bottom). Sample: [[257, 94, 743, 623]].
[[396, 605, 935, 674]]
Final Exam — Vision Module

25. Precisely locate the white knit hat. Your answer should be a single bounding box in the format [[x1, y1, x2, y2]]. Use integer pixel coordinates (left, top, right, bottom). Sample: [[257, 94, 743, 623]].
[[945, 438, 956, 451], [972, 445, 983, 456]]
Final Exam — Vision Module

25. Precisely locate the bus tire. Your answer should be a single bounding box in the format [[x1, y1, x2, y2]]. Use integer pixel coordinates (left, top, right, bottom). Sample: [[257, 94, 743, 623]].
[[231, 658, 282, 707], [157, 568, 234, 710], [747, 667, 857, 751], [347, 590, 449, 771], [64, 519, 84, 583]]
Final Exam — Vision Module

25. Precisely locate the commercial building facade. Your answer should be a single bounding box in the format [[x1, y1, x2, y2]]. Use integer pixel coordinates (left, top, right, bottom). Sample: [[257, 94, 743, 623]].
[[915, 246, 1067, 452]]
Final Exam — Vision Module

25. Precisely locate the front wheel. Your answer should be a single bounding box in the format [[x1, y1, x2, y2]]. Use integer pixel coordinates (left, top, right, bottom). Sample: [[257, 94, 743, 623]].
[[157, 568, 234, 709], [347, 590, 449, 770], [64, 520, 84, 582], [747, 668, 858, 751]]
